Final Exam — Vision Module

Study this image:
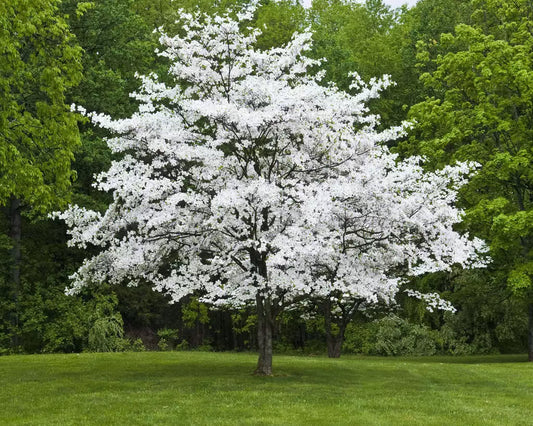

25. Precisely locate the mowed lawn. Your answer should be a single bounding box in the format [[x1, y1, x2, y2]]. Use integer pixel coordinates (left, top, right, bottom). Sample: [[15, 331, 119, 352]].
[[0, 352, 531, 425]]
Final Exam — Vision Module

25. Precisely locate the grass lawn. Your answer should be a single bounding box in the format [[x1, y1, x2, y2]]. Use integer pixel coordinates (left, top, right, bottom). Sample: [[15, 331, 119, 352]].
[[0, 352, 531, 425]]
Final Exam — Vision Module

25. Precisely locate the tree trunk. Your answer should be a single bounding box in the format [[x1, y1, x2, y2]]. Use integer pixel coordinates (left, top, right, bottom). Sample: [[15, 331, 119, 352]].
[[255, 294, 273, 376], [324, 299, 346, 358], [327, 330, 344, 358], [527, 302, 533, 362], [8, 198, 22, 349], [190, 320, 203, 348]]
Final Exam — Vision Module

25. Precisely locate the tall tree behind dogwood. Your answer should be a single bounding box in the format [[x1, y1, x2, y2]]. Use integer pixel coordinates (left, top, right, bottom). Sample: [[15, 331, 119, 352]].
[[0, 0, 82, 349], [57, 6, 485, 375]]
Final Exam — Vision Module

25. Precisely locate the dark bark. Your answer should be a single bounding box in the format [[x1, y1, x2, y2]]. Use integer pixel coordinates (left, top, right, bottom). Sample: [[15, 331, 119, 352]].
[[324, 297, 362, 358], [190, 301, 205, 348], [254, 293, 273, 376], [527, 302, 533, 362], [326, 330, 344, 358], [190, 319, 204, 348], [324, 300, 345, 358], [248, 243, 274, 375], [8, 198, 22, 348]]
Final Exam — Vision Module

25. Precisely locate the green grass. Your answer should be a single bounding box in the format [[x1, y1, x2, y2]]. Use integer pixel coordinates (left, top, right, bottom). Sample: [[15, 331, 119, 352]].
[[0, 352, 531, 425]]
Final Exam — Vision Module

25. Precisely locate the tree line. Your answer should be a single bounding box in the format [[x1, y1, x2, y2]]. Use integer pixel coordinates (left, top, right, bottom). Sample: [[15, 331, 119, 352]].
[[1, 0, 532, 367]]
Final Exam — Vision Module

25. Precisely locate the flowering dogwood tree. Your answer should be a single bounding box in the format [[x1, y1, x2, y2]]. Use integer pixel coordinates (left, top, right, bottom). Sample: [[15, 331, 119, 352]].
[[283, 157, 486, 357], [57, 7, 485, 374]]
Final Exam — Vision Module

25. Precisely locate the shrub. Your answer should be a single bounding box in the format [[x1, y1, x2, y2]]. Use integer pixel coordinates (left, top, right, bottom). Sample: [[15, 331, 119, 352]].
[[87, 293, 125, 352], [372, 315, 438, 356], [116, 337, 146, 352], [343, 315, 438, 356], [157, 328, 180, 351]]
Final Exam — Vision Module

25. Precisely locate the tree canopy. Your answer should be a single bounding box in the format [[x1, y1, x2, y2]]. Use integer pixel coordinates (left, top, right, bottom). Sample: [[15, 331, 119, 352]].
[[0, 0, 82, 212], [403, 0, 533, 359], [58, 7, 485, 374]]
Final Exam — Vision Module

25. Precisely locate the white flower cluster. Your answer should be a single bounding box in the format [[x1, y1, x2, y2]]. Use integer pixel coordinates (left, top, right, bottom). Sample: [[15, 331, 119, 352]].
[[56, 8, 487, 312], [405, 290, 458, 313]]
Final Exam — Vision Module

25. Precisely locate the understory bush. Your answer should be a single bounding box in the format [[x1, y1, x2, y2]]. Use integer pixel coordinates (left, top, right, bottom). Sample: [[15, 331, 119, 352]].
[[117, 338, 146, 352], [87, 293, 125, 352], [372, 315, 438, 356], [343, 315, 438, 356], [342, 314, 498, 356], [157, 328, 181, 351]]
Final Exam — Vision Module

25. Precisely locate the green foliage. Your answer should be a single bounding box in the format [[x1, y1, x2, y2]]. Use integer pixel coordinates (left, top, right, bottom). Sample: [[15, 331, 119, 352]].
[[157, 328, 180, 351], [60, 0, 157, 218], [0, 214, 94, 354], [0, 0, 84, 356], [0, 0, 82, 213], [130, 338, 146, 351], [308, 0, 415, 125], [342, 315, 438, 356], [444, 270, 528, 353], [182, 297, 209, 329], [254, 0, 306, 50], [403, 0, 533, 308], [272, 309, 325, 354], [63, 0, 155, 118], [406, 0, 473, 60], [117, 337, 146, 352], [231, 309, 257, 348], [71, 132, 112, 211], [180, 297, 210, 349], [398, 269, 527, 355], [372, 315, 438, 356], [87, 292, 125, 352], [17, 289, 90, 353], [342, 322, 374, 355], [133, 0, 250, 30], [342, 293, 524, 357], [74, 2, 96, 18]]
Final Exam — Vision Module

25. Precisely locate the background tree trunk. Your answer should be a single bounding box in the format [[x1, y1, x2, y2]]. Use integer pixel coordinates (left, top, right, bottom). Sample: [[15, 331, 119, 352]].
[[8, 198, 22, 349], [527, 302, 533, 362], [326, 332, 344, 358], [255, 294, 273, 375]]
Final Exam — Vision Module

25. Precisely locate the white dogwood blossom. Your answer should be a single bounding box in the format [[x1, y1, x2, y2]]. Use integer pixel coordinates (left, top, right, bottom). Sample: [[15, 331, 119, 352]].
[[56, 8, 486, 373]]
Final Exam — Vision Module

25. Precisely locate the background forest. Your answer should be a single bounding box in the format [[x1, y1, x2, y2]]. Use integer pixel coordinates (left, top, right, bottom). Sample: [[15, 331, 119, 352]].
[[1, 0, 532, 358]]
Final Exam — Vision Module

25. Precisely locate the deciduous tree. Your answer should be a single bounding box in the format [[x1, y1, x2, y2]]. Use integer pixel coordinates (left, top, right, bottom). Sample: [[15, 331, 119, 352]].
[[403, 0, 533, 360], [0, 0, 82, 347], [57, 7, 484, 373]]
